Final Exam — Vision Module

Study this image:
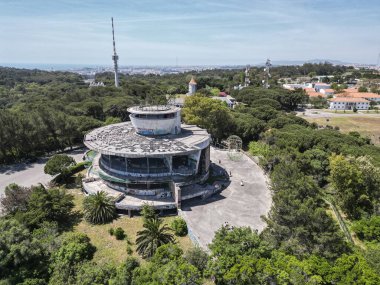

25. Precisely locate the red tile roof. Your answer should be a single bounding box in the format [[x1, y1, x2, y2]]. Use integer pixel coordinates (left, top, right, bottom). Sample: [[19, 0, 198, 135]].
[[335, 92, 380, 99], [189, 77, 197, 85], [330, 97, 369, 103]]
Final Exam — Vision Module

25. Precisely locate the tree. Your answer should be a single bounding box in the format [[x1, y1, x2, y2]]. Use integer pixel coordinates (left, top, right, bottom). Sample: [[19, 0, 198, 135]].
[[83, 191, 116, 224], [83, 101, 104, 120], [19, 185, 74, 230], [110, 257, 140, 285], [136, 215, 175, 258], [0, 183, 32, 214], [262, 160, 349, 259], [141, 203, 156, 222], [75, 262, 116, 285], [329, 253, 380, 284], [248, 141, 270, 157], [133, 244, 201, 285], [49, 232, 96, 285], [184, 247, 209, 274], [0, 219, 47, 283], [352, 216, 380, 242], [206, 225, 271, 283], [182, 95, 234, 139], [329, 155, 380, 219], [171, 217, 188, 236], [44, 154, 75, 176], [358, 86, 368, 92]]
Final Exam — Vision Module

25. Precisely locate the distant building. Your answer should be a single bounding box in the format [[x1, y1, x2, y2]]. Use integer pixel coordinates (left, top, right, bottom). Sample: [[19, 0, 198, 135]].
[[303, 87, 327, 98], [89, 81, 105, 87], [320, 88, 334, 96], [188, 77, 197, 95], [283, 83, 304, 90], [314, 83, 331, 92], [212, 94, 236, 108], [335, 90, 380, 103], [329, 97, 370, 110]]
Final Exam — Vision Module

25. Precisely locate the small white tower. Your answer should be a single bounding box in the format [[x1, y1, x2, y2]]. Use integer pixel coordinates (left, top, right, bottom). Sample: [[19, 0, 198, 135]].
[[188, 77, 197, 95], [244, 65, 250, 87]]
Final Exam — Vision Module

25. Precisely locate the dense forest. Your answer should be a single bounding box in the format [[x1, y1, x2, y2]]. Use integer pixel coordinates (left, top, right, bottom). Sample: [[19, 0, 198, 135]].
[[1, 65, 380, 284]]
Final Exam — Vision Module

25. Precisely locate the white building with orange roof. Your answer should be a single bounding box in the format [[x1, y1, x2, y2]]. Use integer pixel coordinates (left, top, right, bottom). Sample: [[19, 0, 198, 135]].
[[335, 91, 380, 103], [329, 97, 370, 110], [304, 88, 327, 98], [320, 88, 334, 96], [349, 92, 380, 103], [314, 82, 331, 92], [188, 76, 197, 95]]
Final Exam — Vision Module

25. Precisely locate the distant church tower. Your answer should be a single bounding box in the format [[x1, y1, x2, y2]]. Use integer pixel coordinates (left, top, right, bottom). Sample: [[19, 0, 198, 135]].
[[188, 77, 197, 95]]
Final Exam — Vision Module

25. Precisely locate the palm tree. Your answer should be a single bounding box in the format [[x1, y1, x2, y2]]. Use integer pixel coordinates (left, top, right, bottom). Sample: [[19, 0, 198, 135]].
[[136, 215, 175, 258], [83, 191, 116, 224]]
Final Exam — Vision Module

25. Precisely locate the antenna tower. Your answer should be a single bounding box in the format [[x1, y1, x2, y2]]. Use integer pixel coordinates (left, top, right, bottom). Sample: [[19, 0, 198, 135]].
[[244, 65, 250, 87], [111, 17, 119, 87], [377, 53, 380, 70], [263, 58, 271, 89]]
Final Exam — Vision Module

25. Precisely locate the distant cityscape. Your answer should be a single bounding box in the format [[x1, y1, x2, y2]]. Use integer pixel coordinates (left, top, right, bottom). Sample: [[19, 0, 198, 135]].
[[1, 60, 379, 78]]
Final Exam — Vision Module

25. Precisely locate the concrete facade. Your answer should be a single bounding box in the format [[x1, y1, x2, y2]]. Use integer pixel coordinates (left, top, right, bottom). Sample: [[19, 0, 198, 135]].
[[83, 105, 212, 210]]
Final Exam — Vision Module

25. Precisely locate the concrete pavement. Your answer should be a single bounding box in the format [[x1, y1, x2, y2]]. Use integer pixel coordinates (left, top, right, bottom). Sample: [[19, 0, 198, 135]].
[[0, 148, 86, 196], [180, 147, 272, 249]]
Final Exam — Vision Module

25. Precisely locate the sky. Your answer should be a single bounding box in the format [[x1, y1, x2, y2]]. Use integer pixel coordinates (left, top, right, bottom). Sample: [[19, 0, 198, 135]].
[[0, 0, 379, 66]]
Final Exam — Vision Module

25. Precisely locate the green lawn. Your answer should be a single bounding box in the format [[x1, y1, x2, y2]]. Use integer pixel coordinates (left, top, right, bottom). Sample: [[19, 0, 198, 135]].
[[70, 189, 194, 266]]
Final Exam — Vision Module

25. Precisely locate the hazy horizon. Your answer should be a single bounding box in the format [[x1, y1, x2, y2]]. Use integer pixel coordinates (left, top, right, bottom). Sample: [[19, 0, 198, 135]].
[[1, 0, 379, 66]]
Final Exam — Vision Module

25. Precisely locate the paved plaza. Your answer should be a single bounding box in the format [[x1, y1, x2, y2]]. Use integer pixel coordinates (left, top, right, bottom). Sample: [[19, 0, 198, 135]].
[[181, 147, 272, 249]]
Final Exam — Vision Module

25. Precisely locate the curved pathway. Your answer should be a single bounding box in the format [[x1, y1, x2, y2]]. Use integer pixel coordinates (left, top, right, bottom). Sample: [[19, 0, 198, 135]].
[[0, 148, 86, 196]]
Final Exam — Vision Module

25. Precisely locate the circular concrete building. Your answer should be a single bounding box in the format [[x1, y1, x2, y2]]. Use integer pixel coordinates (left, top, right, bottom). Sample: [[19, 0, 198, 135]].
[[83, 105, 211, 211]]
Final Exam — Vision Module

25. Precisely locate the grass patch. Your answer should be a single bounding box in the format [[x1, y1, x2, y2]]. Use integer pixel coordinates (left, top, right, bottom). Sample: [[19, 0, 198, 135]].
[[69, 189, 193, 266], [303, 116, 380, 145]]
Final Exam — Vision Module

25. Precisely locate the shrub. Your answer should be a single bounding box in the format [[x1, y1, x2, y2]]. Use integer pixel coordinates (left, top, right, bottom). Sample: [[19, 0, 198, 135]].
[[114, 227, 126, 240], [184, 247, 209, 273], [352, 216, 380, 242], [141, 203, 156, 221], [127, 245, 133, 255], [44, 154, 75, 176], [171, 217, 188, 236], [109, 228, 114, 236]]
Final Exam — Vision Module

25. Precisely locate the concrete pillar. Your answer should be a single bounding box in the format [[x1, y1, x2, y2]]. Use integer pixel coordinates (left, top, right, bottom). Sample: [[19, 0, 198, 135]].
[[204, 146, 211, 173], [175, 185, 182, 209], [168, 156, 173, 173], [194, 150, 202, 174], [147, 157, 149, 175], [128, 209, 132, 218]]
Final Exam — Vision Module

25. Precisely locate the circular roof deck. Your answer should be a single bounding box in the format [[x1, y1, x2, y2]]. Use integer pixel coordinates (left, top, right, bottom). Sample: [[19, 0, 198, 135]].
[[84, 122, 210, 157], [127, 105, 180, 115]]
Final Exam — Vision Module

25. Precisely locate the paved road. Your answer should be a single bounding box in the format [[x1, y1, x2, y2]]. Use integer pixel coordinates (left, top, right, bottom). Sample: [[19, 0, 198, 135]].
[[181, 147, 272, 249], [0, 148, 86, 196]]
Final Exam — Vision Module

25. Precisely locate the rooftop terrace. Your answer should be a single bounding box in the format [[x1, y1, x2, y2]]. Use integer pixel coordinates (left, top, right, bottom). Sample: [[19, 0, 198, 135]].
[[127, 105, 180, 115], [84, 122, 210, 157]]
